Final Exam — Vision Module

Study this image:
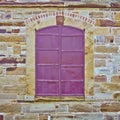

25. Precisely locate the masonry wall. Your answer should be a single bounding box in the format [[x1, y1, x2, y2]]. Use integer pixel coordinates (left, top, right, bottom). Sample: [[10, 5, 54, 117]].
[[0, 1, 120, 120]]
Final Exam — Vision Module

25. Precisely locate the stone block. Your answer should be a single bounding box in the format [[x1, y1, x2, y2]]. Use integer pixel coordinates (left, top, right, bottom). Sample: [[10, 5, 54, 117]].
[[3, 84, 26, 94], [104, 114, 114, 120], [0, 103, 21, 113], [115, 36, 120, 43], [52, 116, 73, 120], [95, 60, 106, 67], [0, 35, 25, 42], [39, 114, 48, 120], [0, 66, 3, 75], [95, 46, 118, 53], [89, 12, 104, 18], [14, 113, 39, 120], [111, 75, 120, 83], [4, 114, 13, 120], [101, 103, 120, 112], [0, 57, 25, 64], [0, 21, 25, 26], [94, 53, 112, 59], [55, 104, 68, 112], [100, 83, 120, 92], [13, 45, 21, 54], [0, 43, 7, 51], [114, 12, 120, 21], [94, 28, 109, 35], [30, 103, 55, 113], [0, 93, 17, 99], [75, 113, 103, 120], [112, 28, 120, 36], [95, 75, 107, 82], [0, 76, 20, 85], [69, 103, 93, 112], [12, 29, 20, 33], [6, 67, 26, 75]]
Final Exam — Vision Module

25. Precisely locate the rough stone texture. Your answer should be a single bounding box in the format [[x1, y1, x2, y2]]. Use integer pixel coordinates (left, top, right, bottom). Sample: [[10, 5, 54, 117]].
[[3, 84, 26, 94], [94, 46, 118, 53], [0, 104, 21, 113], [111, 75, 120, 83], [75, 113, 103, 120], [0, 35, 25, 42], [100, 83, 120, 92], [95, 75, 107, 82], [14, 113, 39, 120], [0, 4, 120, 120], [101, 103, 120, 112], [95, 60, 106, 67], [6, 67, 26, 75]]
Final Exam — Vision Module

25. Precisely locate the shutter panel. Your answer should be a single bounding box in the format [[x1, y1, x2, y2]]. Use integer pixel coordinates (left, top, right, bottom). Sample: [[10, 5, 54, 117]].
[[36, 26, 84, 96]]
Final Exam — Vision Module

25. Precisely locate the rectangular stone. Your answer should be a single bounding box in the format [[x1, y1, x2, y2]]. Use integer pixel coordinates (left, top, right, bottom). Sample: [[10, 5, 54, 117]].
[[0, 76, 20, 85], [0, 43, 7, 51], [14, 113, 39, 120], [0, 35, 25, 42], [114, 12, 120, 21], [115, 36, 120, 43], [55, 104, 68, 112], [95, 60, 106, 67], [101, 103, 120, 112], [95, 46, 118, 53], [4, 114, 13, 120], [3, 84, 26, 94], [100, 83, 120, 92], [0, 21, 25, 26], [75, 113, 103, 120], [95, 75, 107, 82], [112, 28, 120, 36], [12, 29, 20, 33], [89, 12, 104, 18], [111, 75, 120, 83], [0, 57, 25, 64], [104, 114, 115, 120], [94, 53, 112, 59], [0, 103, 21, 113], [69, 103, 93, 112], [30, 103, 55, 112], [0, 93, 17, 99], [13, 45, 21, 54], [94, 28, 109, 35], [39, 114, 48, 120], [6, 67, 26, 75]]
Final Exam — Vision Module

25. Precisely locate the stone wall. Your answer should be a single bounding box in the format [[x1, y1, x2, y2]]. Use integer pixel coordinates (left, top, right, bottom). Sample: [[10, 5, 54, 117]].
[[0, 2, 120, 120]]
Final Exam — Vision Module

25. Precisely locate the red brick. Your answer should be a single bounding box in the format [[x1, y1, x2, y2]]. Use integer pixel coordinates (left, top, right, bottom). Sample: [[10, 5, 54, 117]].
[[56, 16, 64, 25]]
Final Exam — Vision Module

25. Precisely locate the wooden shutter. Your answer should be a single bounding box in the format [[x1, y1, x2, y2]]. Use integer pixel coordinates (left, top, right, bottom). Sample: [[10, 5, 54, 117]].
[[36, 25, 84, 96]]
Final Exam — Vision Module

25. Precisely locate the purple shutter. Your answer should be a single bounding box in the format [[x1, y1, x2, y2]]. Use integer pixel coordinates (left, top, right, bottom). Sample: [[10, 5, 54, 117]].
[[36, 25, 84, 96]]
